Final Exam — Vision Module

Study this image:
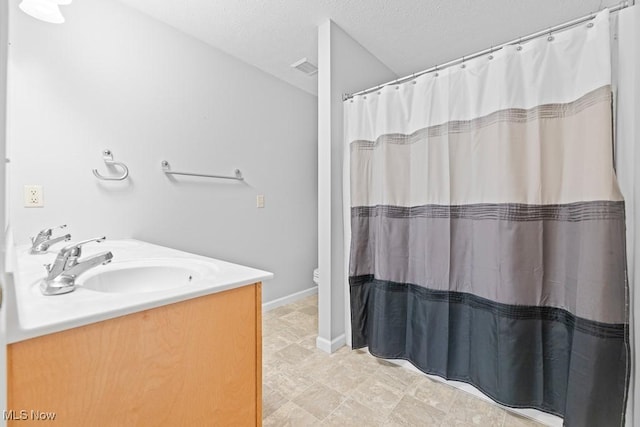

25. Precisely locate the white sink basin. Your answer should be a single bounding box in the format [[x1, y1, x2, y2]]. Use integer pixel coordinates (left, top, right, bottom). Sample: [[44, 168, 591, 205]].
[[79, 258, 218, 294], [9, 239, 274, 343]]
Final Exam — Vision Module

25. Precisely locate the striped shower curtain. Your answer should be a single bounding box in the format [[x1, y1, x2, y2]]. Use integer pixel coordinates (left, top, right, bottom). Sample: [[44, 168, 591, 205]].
[[345, 10, 628, 427]]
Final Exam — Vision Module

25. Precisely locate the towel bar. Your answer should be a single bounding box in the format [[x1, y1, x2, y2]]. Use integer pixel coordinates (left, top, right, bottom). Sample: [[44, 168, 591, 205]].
[[161, 161, 244, 181]]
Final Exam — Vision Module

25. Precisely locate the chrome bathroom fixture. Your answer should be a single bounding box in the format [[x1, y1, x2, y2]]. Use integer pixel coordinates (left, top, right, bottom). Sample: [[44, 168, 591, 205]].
[[40, 237, 113, 295], [161, 160, 244, 181], [92, 149, 129, 181], [30, 224, 71, 254]]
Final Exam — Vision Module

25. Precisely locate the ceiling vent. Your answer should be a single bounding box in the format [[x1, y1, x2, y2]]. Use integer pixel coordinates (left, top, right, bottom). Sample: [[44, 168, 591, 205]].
[[291, 58, 318, 76]]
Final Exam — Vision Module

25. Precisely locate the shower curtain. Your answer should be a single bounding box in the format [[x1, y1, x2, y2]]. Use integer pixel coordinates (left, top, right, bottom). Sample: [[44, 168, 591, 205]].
[[345, 10, 628, 427]]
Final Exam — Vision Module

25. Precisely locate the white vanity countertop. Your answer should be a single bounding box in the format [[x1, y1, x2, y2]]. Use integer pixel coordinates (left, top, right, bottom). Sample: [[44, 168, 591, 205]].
[[6, 239, 273, 343]]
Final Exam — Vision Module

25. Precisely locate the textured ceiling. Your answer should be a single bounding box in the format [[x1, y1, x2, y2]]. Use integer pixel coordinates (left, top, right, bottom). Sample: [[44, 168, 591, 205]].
[[116, 0, 623, 96]]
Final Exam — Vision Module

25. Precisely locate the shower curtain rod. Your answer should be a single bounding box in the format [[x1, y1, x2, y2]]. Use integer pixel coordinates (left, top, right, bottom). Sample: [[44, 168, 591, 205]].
[[343, 1, 630, 101]]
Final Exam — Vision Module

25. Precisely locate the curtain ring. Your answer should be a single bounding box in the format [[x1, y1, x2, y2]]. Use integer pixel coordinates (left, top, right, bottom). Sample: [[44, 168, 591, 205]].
[[488, 46, 494, 60], [434, 65, 439, 77], [516, 38, 523, 51], [547, 29, 555, 42], [461, 56, 466, 69]]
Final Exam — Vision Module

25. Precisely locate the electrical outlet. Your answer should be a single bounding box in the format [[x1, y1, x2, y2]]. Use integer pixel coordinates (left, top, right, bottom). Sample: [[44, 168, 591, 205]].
[[256, 194, 265, 208], [24, 185, 43, 208]]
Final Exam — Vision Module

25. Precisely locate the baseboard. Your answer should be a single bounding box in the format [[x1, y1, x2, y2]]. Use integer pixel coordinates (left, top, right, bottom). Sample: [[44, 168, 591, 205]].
[[316, 334, 346, 354], [262, 286, 318, 312]]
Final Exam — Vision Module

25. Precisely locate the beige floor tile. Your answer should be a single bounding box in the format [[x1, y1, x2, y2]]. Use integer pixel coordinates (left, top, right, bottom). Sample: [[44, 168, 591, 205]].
[[349, 376, 405, 415], [297, 351, 339, 379], [323, 397, 388, 426], [314, 344, 349, 357], [296, 334, 319, 351], [287, 298, 316, 311], [445, 391, 507, 426], [317, 360, 371, 395], [263, 401, 320, 426], [279, 327, 312, 344], [263, 384, 289, 419], [297, 305, 317, 316], [280, 311, 317, 330], [263, 318, 295, 336], [292, 382, 346, 421], [274, 343, 314, 365], [264, 366, 314, 399], [386, 395, 446, 426], [330, 345, 353, 357], [262, 308, 279, 319], [291, 295, 317, 307], [263, 334, 293, 355], [268, 306, 296, 318], [282, 325, 315, 342], [374, 363, 421, 392], [405, 375, 457, 413], [371, 356, 397, 368], [437, 416, 484, 426], [301, 294, 317, 304], [297, 348, 354, 381], [263, 351, 294, 374], [502, 411, 546, 426], [339, 349, 384, 375]]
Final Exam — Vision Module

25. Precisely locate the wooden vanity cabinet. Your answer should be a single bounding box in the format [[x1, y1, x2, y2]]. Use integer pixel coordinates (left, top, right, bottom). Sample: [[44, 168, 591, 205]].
[[7, 282, 262, 426]]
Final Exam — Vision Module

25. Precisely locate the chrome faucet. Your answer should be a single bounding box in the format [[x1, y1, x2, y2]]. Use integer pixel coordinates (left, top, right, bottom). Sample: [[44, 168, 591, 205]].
[[40, 237, 113, 296], [30, 225, 72, 254]]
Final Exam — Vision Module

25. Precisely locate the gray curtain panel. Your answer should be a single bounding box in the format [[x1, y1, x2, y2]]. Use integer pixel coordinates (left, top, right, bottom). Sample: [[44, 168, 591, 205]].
[[345, 11, 628, 427]]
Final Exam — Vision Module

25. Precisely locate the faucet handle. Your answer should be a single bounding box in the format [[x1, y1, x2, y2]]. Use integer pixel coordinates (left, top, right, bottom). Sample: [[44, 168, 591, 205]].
[[31, 224, 67, 243], [30, 225, 71, 254], [60, 236, 106, 257], [43, 263, 52, 274]]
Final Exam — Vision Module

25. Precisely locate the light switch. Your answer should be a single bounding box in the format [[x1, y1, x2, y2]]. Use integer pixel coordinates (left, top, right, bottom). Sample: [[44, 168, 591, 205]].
[[256, 194, 265, 208]]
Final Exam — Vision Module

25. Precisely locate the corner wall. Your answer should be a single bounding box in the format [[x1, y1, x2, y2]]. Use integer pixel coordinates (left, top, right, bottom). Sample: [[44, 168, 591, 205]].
[[616, 6, 640, 426], [317, 20, 396, 352], [6, 0, 318, 305]]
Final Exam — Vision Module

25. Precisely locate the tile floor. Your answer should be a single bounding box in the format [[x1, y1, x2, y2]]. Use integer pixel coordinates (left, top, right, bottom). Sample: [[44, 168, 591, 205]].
[[262, 294, 545, 426]]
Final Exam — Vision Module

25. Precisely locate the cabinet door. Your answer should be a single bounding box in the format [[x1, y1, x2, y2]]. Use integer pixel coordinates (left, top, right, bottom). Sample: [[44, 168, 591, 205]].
[[8, 283, 262, 426]]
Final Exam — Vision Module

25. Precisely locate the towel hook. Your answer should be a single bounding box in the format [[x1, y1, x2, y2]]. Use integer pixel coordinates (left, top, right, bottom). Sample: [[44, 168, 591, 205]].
[[92, 149, 129, 181]]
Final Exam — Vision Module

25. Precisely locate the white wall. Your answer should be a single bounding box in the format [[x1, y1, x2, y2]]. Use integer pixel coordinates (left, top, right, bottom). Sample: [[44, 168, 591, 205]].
[[6, 0, 318, 304], [317, 20, 396, 352], [616, 6, 640, 426]]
